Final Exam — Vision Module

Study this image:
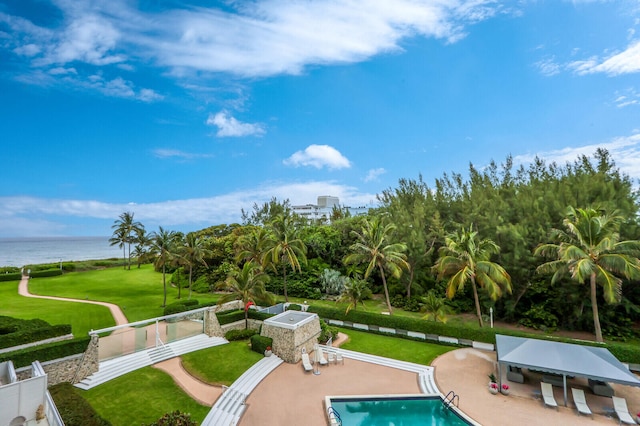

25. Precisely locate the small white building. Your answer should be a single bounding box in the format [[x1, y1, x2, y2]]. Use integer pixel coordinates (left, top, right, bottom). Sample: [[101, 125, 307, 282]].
[[0, 361, 63, 426]]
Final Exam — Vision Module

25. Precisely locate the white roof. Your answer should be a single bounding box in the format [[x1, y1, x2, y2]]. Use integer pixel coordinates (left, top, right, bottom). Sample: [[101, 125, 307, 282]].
[[496, 334, 640, 386]]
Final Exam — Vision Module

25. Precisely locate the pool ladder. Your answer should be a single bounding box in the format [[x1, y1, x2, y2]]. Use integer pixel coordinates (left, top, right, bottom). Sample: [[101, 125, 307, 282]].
[[327, 406, 342, 425], [443, 390, 459, 410]]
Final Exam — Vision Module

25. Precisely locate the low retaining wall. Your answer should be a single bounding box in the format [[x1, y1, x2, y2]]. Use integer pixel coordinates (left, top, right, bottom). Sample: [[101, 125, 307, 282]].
[[14, 335, 98, 386], [326, 319, 495, 351]]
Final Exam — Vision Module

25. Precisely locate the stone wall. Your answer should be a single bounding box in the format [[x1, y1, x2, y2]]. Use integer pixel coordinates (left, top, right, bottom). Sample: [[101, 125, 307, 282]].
[[260, 316, 321, 363], [221, 320, 262, 334], [14, 334, 98, 387], [204, 308, 223, 337]]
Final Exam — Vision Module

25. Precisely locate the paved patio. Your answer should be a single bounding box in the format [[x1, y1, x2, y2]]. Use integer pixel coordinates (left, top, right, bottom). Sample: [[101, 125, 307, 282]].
[[239, 345, 640, 425]]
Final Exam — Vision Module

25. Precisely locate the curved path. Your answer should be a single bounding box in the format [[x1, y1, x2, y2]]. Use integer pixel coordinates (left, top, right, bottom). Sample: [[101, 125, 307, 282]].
[[17, 274, 222, 404], [18, 275, 129, 326]]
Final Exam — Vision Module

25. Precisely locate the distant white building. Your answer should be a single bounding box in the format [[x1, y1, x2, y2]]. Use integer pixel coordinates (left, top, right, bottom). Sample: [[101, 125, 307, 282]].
[[292, 196, 369, 223]]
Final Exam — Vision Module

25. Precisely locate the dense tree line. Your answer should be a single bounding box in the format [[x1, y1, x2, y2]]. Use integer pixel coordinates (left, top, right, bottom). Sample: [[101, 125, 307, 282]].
[[112, 149, 640, 341]]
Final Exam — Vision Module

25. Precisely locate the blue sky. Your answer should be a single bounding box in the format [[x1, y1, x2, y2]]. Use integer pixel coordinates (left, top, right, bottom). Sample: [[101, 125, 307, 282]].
[[1, 0, 639, 238]]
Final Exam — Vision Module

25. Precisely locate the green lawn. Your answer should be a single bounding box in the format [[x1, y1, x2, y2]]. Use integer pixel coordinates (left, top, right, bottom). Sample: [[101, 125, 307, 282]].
[[181, 340, 263, 386], [286, 295, 425, 320], [0, 280, 115, 336], [338, 327, 454, 365], [27, 265, 220, 323], [82, 367, 211, 425]]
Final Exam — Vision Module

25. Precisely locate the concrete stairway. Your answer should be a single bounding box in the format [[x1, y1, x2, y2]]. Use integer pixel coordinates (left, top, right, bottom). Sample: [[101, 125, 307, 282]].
[[320, 346, 440, 394], [202, 354, 284, 426], [75, 335, 227, 390]]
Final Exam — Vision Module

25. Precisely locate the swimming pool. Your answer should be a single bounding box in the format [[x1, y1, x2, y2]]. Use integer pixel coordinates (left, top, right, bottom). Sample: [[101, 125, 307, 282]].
[[326, 394, 475, 425]]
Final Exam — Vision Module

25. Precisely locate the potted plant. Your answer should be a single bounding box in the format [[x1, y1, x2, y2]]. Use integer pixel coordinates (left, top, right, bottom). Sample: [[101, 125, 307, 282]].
[[264, 346, 272, 357], [488, 382, 499, 395], [636, 411, 640, 424], [501, 384, 510, 395], [488, 373, 497, 386]]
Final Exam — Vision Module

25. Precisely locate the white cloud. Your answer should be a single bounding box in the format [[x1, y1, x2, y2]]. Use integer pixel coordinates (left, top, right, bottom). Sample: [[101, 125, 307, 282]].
[[206, 111, 265, 137], [49, 67, 77, 75], [0, 181, 376, 237], [513, 133, 640, 179], [534, 57, 561, 76], [613, 88, 640, 108], [80, 76, 163, 102], [364, 168, 387, 182], [283, 145, 351, 170], [568, 40, 640, 76], [13, 43, 41, 56], [152, 148, 213, 160], [2, 0, 499, 79]]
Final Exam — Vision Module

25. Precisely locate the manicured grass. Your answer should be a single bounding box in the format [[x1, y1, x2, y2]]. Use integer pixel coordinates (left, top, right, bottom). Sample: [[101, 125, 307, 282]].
[[27, 265, 220, 323], [0, 280, 115, 336], [338, 327, 454, 365], [181, 339, 263, 386], [82, 367, 211, 425]]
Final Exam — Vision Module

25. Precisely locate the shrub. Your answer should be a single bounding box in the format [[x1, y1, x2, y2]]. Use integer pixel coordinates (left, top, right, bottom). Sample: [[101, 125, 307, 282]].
[[30, 269, 63, 278], [163, 300, 200, 316], [49, 382, 111, 426], [0, 272, 22, 282], [225, 329, 258, 341], [0, 336, 91, 368], [191, 275, 211, 293], [250, 335, 273, 355], [286, 303, 302, 311], [145, 411, 196, 426], [0, 323, 72, 349], [216, 310, 245, 325], [318, 319, 338, 344]]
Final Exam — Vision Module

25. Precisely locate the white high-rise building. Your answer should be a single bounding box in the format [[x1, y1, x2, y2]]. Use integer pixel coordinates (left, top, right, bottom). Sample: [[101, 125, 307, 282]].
[[292, 196, 368, 223]]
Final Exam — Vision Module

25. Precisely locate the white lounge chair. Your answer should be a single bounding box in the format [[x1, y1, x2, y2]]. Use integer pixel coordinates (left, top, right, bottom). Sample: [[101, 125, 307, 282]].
[[612, 396, 636, 424], [571, 388, 592, 417], [318, 350, 328, 366], [327, 351, 335, 364], [541, 382, 558, 410], [336, 352, 344, 365], [301, 352, 313, 372]]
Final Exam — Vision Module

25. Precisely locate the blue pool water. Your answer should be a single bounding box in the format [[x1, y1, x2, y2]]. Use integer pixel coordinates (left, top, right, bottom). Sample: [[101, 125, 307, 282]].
[[329, 396, 472, 426]]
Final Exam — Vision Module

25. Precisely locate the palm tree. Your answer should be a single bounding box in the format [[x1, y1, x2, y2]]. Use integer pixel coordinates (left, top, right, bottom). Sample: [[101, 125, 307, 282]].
[[150, 226, 180, 307], [336, 277, 372, 314], [343, 216, 409, 314], [262, 214, 307, 302], [109, 227, 127, 269], [111, 212, 144, 270], [180, 233, 212, 300], [421, 290, 453, 323], [132, 227, 152, 268], [235, 226, 269, 266], [534, 206, 640, 342], [218, 262, 275, 328], [433, 225, 512, 327]]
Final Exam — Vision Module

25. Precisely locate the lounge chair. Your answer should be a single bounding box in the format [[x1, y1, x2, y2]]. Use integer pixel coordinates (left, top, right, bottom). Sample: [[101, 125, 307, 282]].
[[301, 352, 313, 372], [318, 350, 328, 366], [327, 351, 335, 364], [612, 396, 636, 424], [336, 352, 344, 365], [541, 382, 558, 410], [570, 388, 592, 417]]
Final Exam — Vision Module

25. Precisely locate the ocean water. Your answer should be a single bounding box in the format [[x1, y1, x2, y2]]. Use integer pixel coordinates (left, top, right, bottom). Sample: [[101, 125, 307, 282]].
[[0, 237, 123, 267]]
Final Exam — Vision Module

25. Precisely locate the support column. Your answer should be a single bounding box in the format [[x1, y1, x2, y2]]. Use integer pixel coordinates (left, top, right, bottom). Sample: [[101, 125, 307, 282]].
[[204, 308, 223, 337]]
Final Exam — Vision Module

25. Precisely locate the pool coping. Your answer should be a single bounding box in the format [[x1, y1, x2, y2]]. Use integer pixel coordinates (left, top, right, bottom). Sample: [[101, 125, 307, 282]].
[[324, 393, 480, 425]]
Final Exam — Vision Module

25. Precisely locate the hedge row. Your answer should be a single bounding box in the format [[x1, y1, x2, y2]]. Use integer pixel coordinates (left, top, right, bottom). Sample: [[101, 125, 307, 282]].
[[225, 329, 258, 341], [0, 272, 22, 282], [30, 269, 63, 278], [0, 316, 50, 332], [216, 310, 245, 325], [0, 336, 91, 368], [0, 324, 72, 349], [49, 382, 112, 426], [307, 305, 640, 364], [163, 299, 201, 316], [250, 334, 272, 354]]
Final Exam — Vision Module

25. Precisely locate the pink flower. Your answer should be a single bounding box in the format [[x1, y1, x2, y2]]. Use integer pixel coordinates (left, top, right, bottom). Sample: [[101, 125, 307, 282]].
[[502, 384, 509, 390], [490, 383, 498, 389]]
